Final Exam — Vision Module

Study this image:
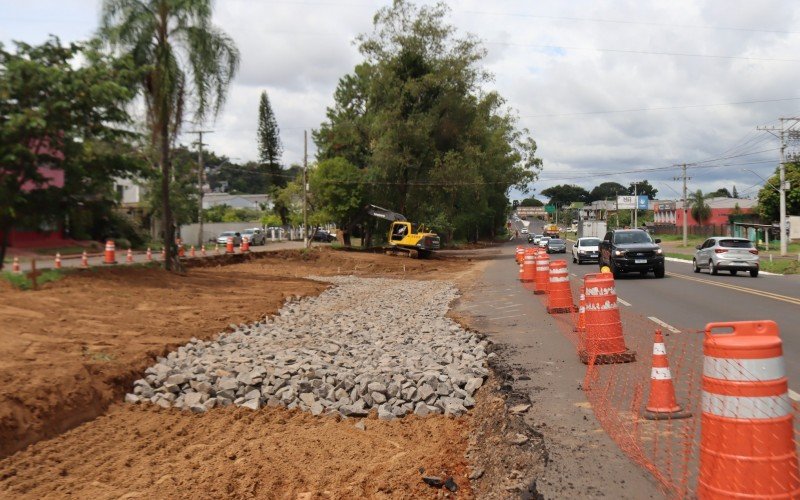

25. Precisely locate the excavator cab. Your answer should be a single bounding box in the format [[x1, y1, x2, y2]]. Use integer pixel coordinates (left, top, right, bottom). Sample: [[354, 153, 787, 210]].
[[366, 205, 440, 258]]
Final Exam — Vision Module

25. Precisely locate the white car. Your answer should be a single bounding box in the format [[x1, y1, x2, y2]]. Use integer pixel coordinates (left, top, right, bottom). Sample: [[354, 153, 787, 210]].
[[572, 237, 600, 264], [521, 227, 529, 234], [538, 237, 551, 248]]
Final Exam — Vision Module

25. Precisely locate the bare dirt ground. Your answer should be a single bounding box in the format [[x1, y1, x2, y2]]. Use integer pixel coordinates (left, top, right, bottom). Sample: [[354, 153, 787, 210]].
[[0, 247, 547, 499]]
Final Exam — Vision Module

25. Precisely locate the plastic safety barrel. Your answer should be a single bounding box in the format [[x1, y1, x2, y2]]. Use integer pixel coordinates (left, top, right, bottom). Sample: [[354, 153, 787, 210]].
[[533, 253, 550, 295], [103, 240, 117, 264], [579, 272, 635, 364], [226, 237, 235, 254], [699, 320, 800, 499], [515, 246, 524, 264], [521, 248, 537, 282], [546, 260, 573, 313]]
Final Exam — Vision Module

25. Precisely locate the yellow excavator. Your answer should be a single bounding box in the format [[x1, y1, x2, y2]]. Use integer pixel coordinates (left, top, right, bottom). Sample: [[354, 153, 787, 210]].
[[366, 204, 441, 258]]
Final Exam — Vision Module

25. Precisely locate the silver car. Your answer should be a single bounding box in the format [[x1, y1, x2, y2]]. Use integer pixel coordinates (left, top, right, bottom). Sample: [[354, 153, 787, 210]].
[[241, 228, 266, 246], [539, 237, 551, 248], [693, 237, 759, 277], [216, 231, 242, 246]]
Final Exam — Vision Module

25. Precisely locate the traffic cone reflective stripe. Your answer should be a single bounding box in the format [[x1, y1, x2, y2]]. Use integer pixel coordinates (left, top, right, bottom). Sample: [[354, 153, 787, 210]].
[[644, 330, 690, 420], [699, 320, 800, 499], [579, 272, 635, 364], [54, 253, 62, 269]]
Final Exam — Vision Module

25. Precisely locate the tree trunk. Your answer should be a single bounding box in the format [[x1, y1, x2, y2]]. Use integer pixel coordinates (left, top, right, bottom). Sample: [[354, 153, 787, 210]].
[[160, 120, 174, 271], [0, 219, 10, 271]]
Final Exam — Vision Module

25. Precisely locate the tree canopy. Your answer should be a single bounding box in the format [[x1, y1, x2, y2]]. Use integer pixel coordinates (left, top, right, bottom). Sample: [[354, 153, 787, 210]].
[[0, 37, 143, 268], [589, 182, 627, 202], [758, 162, 800, 222], [628, 180, 658, 199], [257, 90, 283, 191], [688, 189, 712, 225], [314, 0, 541, 243], [540, 184, 590, 206]]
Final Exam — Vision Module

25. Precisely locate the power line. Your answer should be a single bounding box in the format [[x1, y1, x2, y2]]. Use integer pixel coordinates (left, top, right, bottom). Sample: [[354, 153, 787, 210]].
[[521, 97, 800, 118]]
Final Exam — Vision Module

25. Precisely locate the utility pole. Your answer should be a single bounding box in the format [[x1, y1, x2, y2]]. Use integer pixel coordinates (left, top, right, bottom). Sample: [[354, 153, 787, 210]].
[[673, 164, 691, 247], [758, 118, 799, 256], [633, 182, 638, 228], [303, 130, 309, 249], [189, 130, 213, 247]]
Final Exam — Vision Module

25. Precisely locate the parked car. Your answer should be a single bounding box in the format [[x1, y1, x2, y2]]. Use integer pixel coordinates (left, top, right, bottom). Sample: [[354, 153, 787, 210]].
[[538, 236, 551, 248], [546, 238, 567, 253], [312, 229, 336, 242], [693, 237, 759, 277], [216, 231, 242, 246], [572, 237, 600, 264], [598, 229, 665, 278], [241, 228, 266, 246]]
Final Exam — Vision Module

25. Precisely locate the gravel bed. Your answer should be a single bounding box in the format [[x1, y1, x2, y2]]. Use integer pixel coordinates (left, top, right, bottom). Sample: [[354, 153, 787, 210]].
[[126, 276, 489, 419]]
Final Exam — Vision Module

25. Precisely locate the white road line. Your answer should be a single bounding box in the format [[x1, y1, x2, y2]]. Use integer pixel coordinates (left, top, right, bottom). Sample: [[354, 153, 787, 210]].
[[617, 298, 631, 307], [570, 273, 578, 277], [495, 304, 522, 310], [648, 316, 681, 334], [789, 389, 800, 402]]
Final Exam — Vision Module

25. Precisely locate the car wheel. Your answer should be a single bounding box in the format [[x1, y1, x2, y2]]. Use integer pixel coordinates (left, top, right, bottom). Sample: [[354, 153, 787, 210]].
[[750, 269, 759, 277], [654, 265, 665, 278], [610, 260, 621, 279], [709, 260, 718, 275], [693, 258, 700, 273], [730, 270, 738, 276]]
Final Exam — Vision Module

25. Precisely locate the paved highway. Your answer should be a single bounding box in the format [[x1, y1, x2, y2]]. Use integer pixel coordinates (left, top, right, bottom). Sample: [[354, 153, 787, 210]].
[[513, 217, 800, 386]]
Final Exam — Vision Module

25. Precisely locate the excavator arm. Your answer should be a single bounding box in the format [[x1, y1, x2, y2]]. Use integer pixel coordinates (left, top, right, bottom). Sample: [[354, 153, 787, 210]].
[[365, 204, 407, 222]]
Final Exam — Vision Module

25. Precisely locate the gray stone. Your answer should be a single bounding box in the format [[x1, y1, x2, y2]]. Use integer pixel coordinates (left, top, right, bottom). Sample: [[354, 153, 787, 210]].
[[310, 402, 324, 416], [354, 420, 366, 431], [371, 392, 386, 404], [413, 401, 430, 417], [243, 389, 261, 401], [367, 382, 387, 393], [124, 393, 140, 404], [464, 377, 484, 396], [242, 399, 261, 410]]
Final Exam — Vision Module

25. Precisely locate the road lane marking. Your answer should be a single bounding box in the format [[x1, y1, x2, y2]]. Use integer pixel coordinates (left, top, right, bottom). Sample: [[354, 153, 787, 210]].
[[493, 314, 526, 320], [617, 298, 631, 307], [495, 304, 521, 310], [789, 389, 800, 402], [648, 316, 681, 333], [666, 272, 800, 306], [570, 273, 578, 277]]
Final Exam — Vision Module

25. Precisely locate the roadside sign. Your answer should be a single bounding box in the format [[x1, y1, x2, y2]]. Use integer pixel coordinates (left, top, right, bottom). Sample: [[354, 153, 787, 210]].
[[637, 195, 649, 210], [544, 205, 556, 214], [617, 195, 650, 209]]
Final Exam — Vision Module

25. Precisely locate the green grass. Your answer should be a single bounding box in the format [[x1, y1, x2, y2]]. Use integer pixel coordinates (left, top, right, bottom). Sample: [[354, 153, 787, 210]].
[[665, 252, 692, 261], [1, 268, 69, 290]]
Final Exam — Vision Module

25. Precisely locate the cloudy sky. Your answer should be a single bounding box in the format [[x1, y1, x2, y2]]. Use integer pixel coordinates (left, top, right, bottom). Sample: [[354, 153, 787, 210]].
[[3, 0, 799, 202]]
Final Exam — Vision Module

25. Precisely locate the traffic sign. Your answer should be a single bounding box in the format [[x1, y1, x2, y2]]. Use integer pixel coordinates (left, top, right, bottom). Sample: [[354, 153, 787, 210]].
[[545, 205, 556, 214]]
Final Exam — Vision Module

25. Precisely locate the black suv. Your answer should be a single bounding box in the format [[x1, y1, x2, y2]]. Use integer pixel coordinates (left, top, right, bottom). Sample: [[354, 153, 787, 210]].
[[599, 229, 665, 278]]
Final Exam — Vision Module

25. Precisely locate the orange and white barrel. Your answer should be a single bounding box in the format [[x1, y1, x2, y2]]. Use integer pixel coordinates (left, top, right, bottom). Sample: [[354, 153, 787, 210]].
[[201, 244, 206, 257], [533, 253, 550, 295], [12, 257, 21, 274], [580, 272, 634, 364], [226, 237, 234, 254], [699, 320, 800, 499], [521, 248, 536, 282], [176, 238, 185, 257], [80, 251, 89, 269], [515, 246, 524, 264], [103, 240, 116, 264], [54, 252, 62, 269], [126, 248, 133, 264], [546, 260, 573, 313], [241, 236, 250, 253]]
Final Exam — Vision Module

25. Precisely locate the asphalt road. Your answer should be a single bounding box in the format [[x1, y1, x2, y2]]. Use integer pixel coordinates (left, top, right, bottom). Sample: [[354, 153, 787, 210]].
[[515, 218, 800, 388]]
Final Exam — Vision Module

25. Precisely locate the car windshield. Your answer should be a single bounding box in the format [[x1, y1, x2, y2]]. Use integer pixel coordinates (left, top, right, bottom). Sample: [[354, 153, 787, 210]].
[[613, 232, 652, 244], [581, 238, 600, 246], [719, 239, 753, 248], [549, 239, 564, 244], [220, 231, 234, 236], [242, 230, 255, 234]]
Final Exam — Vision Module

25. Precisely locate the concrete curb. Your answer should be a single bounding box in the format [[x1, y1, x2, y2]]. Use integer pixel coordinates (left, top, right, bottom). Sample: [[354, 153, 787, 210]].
[[665, 256, 780, 276]]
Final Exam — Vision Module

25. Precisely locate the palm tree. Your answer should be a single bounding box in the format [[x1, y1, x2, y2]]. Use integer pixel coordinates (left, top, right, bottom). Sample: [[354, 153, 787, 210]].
[[688, 189, 712, 226], [100, 0, 239, 270]]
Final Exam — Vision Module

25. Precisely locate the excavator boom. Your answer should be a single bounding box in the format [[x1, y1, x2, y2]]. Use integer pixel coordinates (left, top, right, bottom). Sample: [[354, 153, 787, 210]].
[[366, 204, 407, 222]]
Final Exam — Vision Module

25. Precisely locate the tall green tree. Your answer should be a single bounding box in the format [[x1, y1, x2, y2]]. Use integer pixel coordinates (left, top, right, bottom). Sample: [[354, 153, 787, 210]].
[[757, 162, 800, 222], [628, 180, 658, 199], [732, 185, 739, 198], [100, 0, 239, 270], [309, 157, 364, 245], [710, 187, 732, 198], [257, 90, 282, 186], [0, 38, 142, 268], [688, 189, 712, 225], [315, 0, 540, 243]]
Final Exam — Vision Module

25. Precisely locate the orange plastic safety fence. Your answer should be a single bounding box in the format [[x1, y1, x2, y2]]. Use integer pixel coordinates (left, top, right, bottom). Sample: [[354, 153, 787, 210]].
[[518, 269, 800, 499]]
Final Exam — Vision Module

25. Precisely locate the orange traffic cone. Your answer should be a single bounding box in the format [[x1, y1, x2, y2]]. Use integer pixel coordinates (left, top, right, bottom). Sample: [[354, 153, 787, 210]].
[[104, 240, 117, 264], [643, 329, 690, 420], [12, 256, 21, 274], [515, 245, 524, 264], [190, 245, 196, 258], [146, 248, 152, 262], [241, 236, 250, 253], [201, 244, 206, 257], [699, 320, 800, 498], [546, 260, 573, 313], [176, 238, 185, 257], [226, 237, 234, 254], [579, 272, 635, 364], [54, 252, 62, 269], [80, 251, 89, 270], [126, 248, 133, 264], [215, 243, 220, 255]]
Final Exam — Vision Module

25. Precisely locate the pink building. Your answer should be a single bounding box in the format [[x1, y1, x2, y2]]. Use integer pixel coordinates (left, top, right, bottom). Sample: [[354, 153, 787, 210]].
[[654, 198, 757, 227]]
